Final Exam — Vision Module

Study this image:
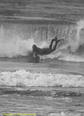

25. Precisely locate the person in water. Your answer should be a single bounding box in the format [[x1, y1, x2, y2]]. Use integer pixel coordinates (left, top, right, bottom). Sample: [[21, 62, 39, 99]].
[[32, 36, 63, 63]]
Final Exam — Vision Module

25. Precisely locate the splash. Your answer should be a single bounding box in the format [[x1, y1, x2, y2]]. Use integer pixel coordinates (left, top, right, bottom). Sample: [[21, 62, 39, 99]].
[[0, 25, 35, 57], [55, 20, 84, 53], [59, 20, 84, 52], [76, 20, 84, 49], [0, 25, 49, 58], [39, 20, 84, 62], [0, 21, 84, 61], [55, 20, 84, 62]]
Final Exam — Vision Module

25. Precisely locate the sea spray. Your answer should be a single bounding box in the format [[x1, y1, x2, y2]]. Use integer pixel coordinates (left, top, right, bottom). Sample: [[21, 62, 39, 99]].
[[68, 20, 84, 52], [0, 23, 75, 58], [41, 20, 84, 62], [0, 24, 48, 57], [0, 25, 34, 57], [54, 20, 84, 53], [0, 20, 84, 61], [55, 20, 84, 62]]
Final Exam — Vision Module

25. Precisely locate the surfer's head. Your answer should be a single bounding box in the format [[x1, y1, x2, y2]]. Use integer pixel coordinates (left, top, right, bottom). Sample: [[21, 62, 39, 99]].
[[32, 44, 38, 53], [32, 44, 37, 49]]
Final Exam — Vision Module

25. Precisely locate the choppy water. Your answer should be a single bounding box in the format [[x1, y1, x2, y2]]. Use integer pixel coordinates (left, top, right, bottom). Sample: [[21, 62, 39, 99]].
[[0, 61, 83, 115], [0, 21, 84, 115], [0, 1, 84, 115], [0, 91, 84, 116], [0, 19, 84, 63]]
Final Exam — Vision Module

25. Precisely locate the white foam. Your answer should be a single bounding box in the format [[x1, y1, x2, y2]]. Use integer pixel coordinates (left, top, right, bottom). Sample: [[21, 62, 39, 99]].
[[41, 50, 84, 62], [0, 69, 84, 87], [0, 25, 35, 57], [0, 25, 49, 57], [48, 112, 81, 116], [58, 53, 84, 62]]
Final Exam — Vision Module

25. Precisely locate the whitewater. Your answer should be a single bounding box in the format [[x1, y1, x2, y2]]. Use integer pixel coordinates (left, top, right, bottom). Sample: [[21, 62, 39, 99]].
[[0, 20, 84, 88], [0, 20, 84, 116], [0, 20, 84, 62], [0, 69, 83, 87]]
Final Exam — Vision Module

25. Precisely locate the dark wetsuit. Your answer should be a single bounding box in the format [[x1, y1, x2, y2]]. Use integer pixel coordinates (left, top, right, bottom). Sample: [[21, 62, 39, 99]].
[[32, 36, 63, 62]]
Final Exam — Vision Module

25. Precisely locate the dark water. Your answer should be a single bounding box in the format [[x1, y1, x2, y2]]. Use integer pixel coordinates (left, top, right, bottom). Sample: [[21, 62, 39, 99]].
[[0, 0, 84, 23], [0, 87, 84, 116]]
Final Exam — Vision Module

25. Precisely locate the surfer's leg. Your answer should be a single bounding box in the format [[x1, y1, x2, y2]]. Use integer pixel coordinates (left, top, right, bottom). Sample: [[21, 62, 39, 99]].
[[51, 39, 57, 51], [48, 36, 58, 51], [49, 37, 64, 51], [51, 39, 64, 51], [49, 36, 58, 50]]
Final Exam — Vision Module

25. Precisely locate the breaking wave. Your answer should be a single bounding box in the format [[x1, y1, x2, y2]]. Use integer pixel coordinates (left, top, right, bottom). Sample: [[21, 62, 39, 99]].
[[0, 69, 84, 87], [41, 20, 84, 62], [0, 20, 84, 62], [0, 24, 48, 58]]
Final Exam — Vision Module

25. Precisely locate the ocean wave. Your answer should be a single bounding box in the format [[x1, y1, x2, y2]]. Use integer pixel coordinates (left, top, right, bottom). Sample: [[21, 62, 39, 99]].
[[58, 54, 84, 62], [41, 52, 84, 62], [0, 69, 84, 87]]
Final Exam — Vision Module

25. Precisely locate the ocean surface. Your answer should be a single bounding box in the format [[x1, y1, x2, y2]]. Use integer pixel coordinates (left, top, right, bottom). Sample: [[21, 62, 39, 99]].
[[0, 19, 84, 116], [0, 61, 83, 116], [0, 0, 84, 116]]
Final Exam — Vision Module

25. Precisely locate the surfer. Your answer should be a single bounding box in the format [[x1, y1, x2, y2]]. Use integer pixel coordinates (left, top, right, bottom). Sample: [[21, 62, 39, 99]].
[[32, 36, 63, 63]]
